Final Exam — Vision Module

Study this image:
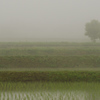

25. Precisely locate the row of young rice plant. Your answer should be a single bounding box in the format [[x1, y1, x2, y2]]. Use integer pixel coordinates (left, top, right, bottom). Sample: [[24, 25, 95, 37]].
[[0, 91, 90, 100], [1, 49, 100, 56], [0, 70, 100, 82], [1, 55, 100, 68], [1, 42, 100, 68], [1, 42, 100, 56], [0, 42, 100, 48], [0, 82, 100, 100]]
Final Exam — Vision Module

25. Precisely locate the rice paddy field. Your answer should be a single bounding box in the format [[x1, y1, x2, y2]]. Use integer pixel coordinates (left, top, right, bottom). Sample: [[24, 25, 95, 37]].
[[0, 82, 100, 100], [0, 42, 100, 68], [0, 42, 100, 100]]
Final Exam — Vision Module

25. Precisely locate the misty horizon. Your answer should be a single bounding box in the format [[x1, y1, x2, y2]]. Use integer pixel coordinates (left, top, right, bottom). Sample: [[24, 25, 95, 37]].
[[0, 0, 100, 42]]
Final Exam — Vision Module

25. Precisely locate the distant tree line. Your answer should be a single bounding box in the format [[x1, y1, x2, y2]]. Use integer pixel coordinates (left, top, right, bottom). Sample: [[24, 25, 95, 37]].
[[85, 19, 100, 42]]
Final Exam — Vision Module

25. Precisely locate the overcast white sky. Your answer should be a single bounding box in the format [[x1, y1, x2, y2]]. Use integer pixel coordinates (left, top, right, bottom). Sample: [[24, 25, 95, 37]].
[[0, 0, 100, 40]]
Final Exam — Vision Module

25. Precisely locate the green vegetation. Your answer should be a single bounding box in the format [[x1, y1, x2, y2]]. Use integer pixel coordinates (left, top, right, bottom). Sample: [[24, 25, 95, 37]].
[[85, 19, 100, 42], [0, 56, 100, 68], [0, 42, 100, 82], [0, 82, 100, 100], [0, 70, 100, 82], [0, 42, 100, 99], [0, 82, 100, 91], [0, 42, 100, 68]]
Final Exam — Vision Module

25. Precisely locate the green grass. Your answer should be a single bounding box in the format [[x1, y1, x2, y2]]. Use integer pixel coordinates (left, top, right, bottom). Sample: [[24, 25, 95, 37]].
[[0, 42, 100, 56], [0, 55, 100, 68], [0, 82, 100, 91], [0, 70, 100, 82], [0, 42, 100, 99], [0, 42, 100, 68]]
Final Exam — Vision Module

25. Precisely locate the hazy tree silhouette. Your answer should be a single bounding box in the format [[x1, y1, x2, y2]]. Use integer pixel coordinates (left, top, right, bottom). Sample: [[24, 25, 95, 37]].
[[85, 20, 100, 42]]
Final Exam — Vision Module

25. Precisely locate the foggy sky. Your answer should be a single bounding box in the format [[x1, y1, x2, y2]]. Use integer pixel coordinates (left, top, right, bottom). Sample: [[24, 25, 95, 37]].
[[0, 0, 100, 41]]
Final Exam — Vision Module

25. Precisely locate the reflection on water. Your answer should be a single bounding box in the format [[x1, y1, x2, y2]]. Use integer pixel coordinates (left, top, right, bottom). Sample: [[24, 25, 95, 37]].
[[0, 91, 99, 100]]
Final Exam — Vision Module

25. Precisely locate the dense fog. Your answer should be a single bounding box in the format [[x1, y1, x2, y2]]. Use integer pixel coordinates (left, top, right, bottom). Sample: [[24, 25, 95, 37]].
[[0, 0, 100, 42]]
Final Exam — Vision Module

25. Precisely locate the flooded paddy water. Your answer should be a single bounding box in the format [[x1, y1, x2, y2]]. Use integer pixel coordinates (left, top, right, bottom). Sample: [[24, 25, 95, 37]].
[[0, 82, 100, 100], [0, 91, 95, 100]]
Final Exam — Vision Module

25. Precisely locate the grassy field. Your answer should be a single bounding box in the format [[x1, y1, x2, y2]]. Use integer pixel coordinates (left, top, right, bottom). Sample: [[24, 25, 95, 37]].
[[0, 70, 100, 82], [0, 42, 100, 82], [0, 42, 100, 99], [0, 42, 100, 68], [0, 42, 100, 56], [0, 56, 100, 68]]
